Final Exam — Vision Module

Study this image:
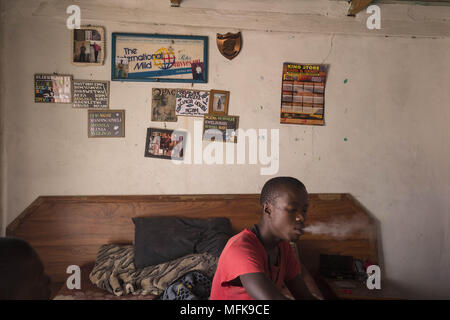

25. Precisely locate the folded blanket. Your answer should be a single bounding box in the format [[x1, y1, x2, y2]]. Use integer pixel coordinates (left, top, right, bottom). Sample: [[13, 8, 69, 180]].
[[89, 244, 218, 296]]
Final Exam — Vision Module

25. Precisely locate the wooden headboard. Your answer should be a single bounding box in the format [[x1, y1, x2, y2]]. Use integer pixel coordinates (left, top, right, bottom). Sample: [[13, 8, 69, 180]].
[[6, 194, 378, 284]]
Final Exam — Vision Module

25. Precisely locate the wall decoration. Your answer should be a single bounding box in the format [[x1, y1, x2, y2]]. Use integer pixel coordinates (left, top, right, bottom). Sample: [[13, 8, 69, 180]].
[[34, 74, 73, 103], [88, 110, 125, 138], [280, 63, 328, 126], [203, 115, 239, 143], [175, 89, 210, 116], [73, 80, 109, 109], [216, 32, 242, 60], [112, 33, 208, 83], [72, 26, 105, 65], [208, 90, 229, 115], [144, 128, 187, 160], [151, 88, 177, 122]]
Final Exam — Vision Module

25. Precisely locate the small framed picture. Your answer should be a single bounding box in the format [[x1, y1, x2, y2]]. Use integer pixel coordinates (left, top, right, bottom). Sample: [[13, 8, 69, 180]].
[[176, 89, 210, 116], [209, 90, 230, 115], [145, 128, 187, 160], [34, 74, 73, 103], [203, 115, 239, 143], [72, 26, 105, 65], [151, 88, 177, 122], [88, 110, 125, 138]]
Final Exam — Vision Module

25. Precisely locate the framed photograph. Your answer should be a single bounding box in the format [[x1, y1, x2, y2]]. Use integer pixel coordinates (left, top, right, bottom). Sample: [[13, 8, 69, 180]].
[[145, 128, 187, 160], [72, 26, 105, 65], [151, 88, 177, 122], [176, 89, 210, 116], [111, 33, 208, 83], [203, 115, 239, 143], [209, 90, 229, 115], [88, 110, 125, 138], [35, 74, 73, 103]]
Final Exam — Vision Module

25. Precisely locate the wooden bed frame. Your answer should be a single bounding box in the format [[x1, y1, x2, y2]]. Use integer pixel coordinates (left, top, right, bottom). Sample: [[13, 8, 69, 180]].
[[6, 193, 379, 296]]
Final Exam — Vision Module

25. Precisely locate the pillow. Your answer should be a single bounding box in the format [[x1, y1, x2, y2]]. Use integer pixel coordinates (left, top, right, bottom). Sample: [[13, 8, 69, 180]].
[[133, 217, 232, 268], [89, 244, 219, 296]]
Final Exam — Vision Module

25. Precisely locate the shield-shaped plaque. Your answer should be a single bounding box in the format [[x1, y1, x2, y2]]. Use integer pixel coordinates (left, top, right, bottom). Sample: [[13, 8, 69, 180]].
[[216, 32, 242, 60]]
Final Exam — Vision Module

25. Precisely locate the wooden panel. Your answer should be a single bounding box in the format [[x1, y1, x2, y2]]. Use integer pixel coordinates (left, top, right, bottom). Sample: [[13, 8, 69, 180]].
[[7, 193, 378, 283]]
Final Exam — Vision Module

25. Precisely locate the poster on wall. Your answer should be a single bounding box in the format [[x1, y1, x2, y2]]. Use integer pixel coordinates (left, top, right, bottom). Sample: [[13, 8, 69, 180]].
[[151, 88, 177, 122], [88, 110, 125, 137], [73, 80, 109, 109], [112, 33, 208, 83], [203, 114, 239, 143], [72, 26, 105, 66], [175, 89, 210, 116], [280, 63, 328, 126], [34, 74, 73, 103], [144, 128, 187, 160]]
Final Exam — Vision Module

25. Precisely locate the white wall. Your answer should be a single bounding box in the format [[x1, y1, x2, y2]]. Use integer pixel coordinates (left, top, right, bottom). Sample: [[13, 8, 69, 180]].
[[1, 0, 449, 299]]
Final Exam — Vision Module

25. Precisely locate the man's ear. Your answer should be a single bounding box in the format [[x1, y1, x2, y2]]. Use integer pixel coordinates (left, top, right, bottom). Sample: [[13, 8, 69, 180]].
[[263, 202, 272, 216]]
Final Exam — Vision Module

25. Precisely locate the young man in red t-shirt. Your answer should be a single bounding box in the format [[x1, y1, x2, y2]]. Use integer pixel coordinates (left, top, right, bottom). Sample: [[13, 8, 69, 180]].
[[210, 177, 324, 300]]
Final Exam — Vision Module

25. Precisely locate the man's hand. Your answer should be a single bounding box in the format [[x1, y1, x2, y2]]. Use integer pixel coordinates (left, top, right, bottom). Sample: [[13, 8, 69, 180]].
[[285, 265, 325, 300], [300, 265, 325, 300], [240, 273, 289, 300]]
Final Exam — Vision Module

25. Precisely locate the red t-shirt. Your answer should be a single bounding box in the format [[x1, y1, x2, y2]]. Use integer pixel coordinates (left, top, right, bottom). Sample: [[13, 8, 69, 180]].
[[210, 229, 300, 300]]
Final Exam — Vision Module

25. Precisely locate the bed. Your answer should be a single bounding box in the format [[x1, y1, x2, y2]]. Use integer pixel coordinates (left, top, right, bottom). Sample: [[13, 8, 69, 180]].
[[6, 193, 379, 299]]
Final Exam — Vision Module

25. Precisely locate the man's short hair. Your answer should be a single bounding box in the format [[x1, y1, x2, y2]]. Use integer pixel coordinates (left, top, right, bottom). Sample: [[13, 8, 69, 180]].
[[260, 176, 306, 206]]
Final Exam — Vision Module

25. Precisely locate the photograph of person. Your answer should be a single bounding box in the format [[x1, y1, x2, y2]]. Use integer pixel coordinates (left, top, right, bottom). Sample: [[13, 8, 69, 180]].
[[73, 27, 105, 65], [151, 88, 177, 122], [209, 90, 230, 115], [145, 128, 186, 160]]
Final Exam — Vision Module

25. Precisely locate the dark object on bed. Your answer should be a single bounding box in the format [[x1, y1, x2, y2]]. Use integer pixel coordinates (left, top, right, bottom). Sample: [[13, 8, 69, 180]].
[[319, 254, 355, 279], [157, 270, 212, 300], [133, 217, 232, 268]]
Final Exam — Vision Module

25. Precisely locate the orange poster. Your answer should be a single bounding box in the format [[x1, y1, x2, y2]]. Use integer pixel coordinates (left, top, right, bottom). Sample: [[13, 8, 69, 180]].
[[280, 63, 328, 126]]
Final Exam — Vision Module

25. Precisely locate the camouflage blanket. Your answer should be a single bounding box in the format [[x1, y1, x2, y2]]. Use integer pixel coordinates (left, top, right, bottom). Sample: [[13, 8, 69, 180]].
[[89, 244, 218, 296]]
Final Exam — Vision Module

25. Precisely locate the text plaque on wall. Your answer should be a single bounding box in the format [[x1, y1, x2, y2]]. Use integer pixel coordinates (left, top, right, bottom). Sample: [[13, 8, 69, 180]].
[[88, 110, 125, 138], [73, 80, 110, 109]]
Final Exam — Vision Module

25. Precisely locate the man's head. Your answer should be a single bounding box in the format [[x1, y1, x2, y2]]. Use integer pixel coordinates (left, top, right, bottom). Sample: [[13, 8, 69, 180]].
[[0, 238, 51, 300], [260, 177, 308, 242]]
